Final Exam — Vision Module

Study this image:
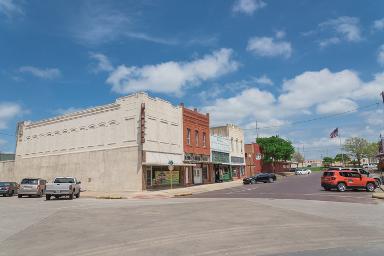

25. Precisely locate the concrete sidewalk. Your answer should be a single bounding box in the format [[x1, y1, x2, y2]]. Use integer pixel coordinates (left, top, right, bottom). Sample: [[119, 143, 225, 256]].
[[81, 179, 244, 199]]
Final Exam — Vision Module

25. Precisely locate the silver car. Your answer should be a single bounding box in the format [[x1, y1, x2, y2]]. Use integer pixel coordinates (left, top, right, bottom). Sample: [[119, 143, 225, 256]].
[[18, 178, 46, 198]]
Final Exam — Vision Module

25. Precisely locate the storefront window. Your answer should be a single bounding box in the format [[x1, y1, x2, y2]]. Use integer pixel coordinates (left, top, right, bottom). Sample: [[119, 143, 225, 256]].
[[151, 166, 180, 186]]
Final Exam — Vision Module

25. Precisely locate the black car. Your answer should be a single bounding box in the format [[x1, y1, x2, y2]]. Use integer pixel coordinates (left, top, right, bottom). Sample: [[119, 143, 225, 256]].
[[0, 182, 18, 197], [243, 173, 277, 184]]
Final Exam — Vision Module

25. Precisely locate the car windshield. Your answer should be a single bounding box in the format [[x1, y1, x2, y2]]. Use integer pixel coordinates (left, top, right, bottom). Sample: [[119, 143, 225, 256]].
[[21, 179, 38, 184], [54, 178, 75, 183], [0, 182, 10, 186]]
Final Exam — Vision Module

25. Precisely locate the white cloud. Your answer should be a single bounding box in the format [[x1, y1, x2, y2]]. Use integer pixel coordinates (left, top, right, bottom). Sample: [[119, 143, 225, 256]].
[[255, 75, 274, 85], [232, 0, 266, 15], [106, 48, 239, 95], [202, 88, 276, 126], [19, 66, 61, 80], [352, 72, 384, 100], [72, 5, 177, 46], [318, 16, 362, 47], [319, 37, 340, 48], [373, 18, 384, 31], [279, 69, 361, 111], [316, 98, 358, 114], [89, 52, 114, 73], [0, 0, 23, 18], [378, 45, 384, 66], [0, 102, 22, 129], [275, 30, 286, 39], [247, 36, 292, 58]]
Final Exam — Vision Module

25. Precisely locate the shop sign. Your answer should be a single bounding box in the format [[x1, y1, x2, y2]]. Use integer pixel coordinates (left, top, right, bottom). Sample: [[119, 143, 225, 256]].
[[154, 170, 180, 185]]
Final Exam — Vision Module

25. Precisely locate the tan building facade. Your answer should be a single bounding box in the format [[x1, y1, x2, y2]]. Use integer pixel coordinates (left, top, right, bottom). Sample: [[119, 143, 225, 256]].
[[9, 92, 184, 192], [210, 124, 245, 179]]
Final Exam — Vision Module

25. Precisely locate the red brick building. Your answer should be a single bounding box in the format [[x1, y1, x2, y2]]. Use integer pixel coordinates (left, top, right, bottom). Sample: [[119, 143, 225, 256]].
[[245, 143, 262, 177], [181, 105, 212, 185]]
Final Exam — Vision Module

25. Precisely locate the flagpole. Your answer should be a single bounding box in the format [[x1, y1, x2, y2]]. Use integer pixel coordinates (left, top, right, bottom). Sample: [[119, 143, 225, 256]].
[[339, 129, 344, 167]]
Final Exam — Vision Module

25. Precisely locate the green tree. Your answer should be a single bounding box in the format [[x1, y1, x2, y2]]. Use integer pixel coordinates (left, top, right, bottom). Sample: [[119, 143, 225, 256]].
[[365, 142, 379, 163], [292, 151, 304, 167], [322, 157, 334, 166], [343, 137, 369, 166], [256, 136, 295, 172], [334, 153, 351, 163]]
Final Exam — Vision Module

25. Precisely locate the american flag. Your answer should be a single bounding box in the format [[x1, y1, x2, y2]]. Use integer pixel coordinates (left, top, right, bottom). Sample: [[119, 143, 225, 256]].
[[330, 128, 338, 138]]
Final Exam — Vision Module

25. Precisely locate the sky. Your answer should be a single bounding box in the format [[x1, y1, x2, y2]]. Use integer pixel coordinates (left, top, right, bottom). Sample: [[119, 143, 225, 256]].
[[1, 0, 384, 159]]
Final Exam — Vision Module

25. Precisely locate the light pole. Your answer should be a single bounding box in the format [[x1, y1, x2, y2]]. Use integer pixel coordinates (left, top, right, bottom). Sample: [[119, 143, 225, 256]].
[[168, 160, 174, 189]]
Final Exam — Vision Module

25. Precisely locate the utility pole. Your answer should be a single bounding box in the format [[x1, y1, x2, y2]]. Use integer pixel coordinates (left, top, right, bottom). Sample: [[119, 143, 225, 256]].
[[255, 120, 259, 142]]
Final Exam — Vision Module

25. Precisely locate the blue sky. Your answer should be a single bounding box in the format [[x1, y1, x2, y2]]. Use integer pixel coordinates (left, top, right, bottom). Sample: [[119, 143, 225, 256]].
[[1, 0, 384, 159]]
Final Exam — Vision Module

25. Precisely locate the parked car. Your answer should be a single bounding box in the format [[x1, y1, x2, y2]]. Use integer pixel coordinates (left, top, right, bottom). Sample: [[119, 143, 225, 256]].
[[243, 173, 276, 184], [342, 168, 383, 186], [362, 163, 377, 171], [295, 169, 311, 175], [18, 178, 47, 198], [0, 182, 18, 197], [45, 177, 81, 200], [321, 170, 377, 192]]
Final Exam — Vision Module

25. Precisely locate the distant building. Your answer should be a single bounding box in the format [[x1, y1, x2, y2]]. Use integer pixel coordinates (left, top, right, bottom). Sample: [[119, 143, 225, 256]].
[[0, 153, 15, 161], [181, 105, 212, 185], [210, 124, 245, 179], [210, 134, 231, 182], [244, 143, 262, 177]]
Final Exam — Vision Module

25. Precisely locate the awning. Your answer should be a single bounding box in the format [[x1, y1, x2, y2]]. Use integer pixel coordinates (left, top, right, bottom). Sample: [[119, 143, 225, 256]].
[[142, 162, 196, 167]]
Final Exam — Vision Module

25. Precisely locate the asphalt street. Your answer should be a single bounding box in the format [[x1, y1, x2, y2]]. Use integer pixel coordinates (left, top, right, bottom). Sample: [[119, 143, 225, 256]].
[[1, 174, 384, 256], [192, 172, 378, 203]]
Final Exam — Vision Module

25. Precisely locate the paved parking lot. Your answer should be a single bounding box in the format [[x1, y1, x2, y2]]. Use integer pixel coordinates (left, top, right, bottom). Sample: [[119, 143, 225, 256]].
[[1, 196, 384, 256], [191, 172, 378, 204], [1, 174, 384, 256]]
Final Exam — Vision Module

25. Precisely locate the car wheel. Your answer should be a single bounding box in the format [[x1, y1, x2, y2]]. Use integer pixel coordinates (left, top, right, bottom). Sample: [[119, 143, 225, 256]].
[[55, 196, 60, 199], [76, 191, 80, 198], [18, 194, 22, 198], [375, 178, 382, 187], [251, 180, 256, 184], [10, 191, 14, 197], [366, 182, 376, 192], [268, 177, 274, 183], [69, 192, 74, 200], [46, 195, 51, 200], [337, 182, 346, 192]]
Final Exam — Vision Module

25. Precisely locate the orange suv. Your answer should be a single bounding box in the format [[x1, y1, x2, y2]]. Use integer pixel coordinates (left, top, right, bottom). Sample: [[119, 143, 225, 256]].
[[321, 170, 377, 192]]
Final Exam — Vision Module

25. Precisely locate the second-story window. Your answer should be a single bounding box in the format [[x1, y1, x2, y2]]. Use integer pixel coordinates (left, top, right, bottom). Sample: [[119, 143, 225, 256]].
[[203, 132, 206, 147], [187, 128, 191, 145], [195, 130, 199, 146]]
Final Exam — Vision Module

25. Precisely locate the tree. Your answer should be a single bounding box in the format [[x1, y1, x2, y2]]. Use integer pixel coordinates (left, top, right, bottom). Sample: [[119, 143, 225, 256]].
[[343, 137, 369, 166], [322, 157, 333, 167], [365, 142, 379, 163], [292, 151, 304, 167], [256, 136, 295, 172], [334, 153, 351, 164]]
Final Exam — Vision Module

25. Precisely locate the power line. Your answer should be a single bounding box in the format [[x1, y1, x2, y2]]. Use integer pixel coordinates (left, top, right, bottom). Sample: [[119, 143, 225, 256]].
[[243, 102, 379, 131]]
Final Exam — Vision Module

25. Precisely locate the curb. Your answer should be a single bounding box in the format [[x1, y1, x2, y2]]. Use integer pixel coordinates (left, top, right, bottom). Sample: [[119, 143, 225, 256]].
[[173, 193, 193, 197], [372, 193, 384, 199], [96, 196, 127, 199]]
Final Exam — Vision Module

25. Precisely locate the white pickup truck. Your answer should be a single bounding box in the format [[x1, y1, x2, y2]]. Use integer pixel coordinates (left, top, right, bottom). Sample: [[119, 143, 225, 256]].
[[45, 177, 81, 200]]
